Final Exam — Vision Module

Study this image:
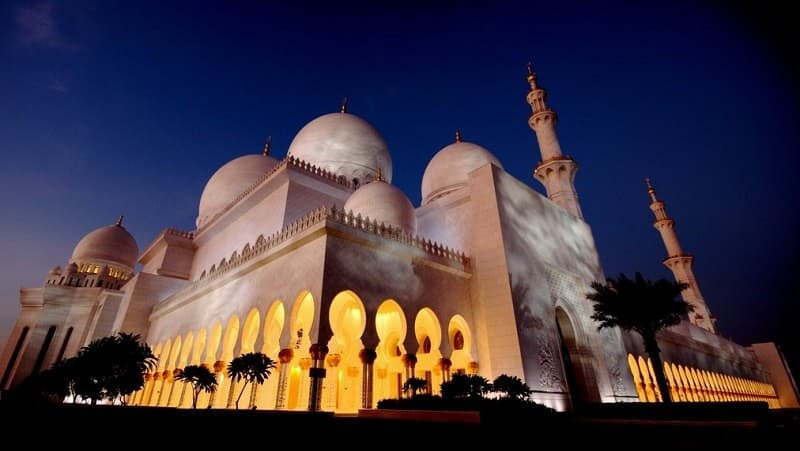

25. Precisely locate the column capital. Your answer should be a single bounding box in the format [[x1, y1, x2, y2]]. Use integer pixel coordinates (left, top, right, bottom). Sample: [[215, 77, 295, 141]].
[[359, 348, 377, 364], [402, 353, 417, 368], [309, 343, 329, 360], [278, 348, 294, 364]]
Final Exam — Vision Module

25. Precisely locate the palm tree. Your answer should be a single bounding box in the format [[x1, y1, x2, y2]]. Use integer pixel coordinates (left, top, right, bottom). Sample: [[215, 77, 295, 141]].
[[176, 365, 218, 409], [492, 374, 532, 400], [440, 373, 492, 400], [587, 272, 691, 403], [402, 377, 428, 397], [59, 332, 157, 404], [226, 352, 277, 409]]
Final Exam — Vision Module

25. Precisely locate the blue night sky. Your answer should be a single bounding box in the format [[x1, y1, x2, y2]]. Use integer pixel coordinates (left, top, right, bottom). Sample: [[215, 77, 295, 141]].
[[1, 2, 798, 366]]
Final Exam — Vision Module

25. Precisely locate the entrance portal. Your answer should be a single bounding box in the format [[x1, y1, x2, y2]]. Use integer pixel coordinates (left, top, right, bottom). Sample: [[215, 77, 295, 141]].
[[555, 307, 600, 407]]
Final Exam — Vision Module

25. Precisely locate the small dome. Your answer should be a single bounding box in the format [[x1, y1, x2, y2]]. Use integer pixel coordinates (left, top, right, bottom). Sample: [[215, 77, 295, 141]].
[[49, 266, 62, 275], [343, 180, 417, 234], [71, 220, 138, 269], [198, 154, 280, 227], [287, 112, 392, 185], [421, 141, 503, 205], [65, 262, 78, 273]]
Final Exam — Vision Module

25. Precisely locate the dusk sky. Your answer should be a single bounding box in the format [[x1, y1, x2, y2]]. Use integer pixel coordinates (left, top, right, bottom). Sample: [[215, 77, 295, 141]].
[[1, 2, 797, 367]]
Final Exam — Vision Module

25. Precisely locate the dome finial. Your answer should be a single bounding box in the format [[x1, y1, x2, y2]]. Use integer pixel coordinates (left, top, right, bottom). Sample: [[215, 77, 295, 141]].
[[340, 97, 348, 113], [455, 129, 462, 143], [263, 136, 272, 156], [116, 215, 124, 227], [375, 167, 385, 182]]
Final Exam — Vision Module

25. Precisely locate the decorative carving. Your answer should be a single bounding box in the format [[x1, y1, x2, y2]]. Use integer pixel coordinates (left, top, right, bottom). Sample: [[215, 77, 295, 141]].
[[537, 336, 565, 391], [609, 364, 625, 395]]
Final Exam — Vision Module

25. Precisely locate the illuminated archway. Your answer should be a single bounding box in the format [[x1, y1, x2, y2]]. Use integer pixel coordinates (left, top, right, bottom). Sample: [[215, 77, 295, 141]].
[[179, 329, 205, 408], [647, 358, 664, 401], [287, 291, 314, 410], [637, 356, 655, 402], [414, 308, 443, 396], [237, 308, 261, 407], [137, 341, 163, 405], [215, 315, 241, 408], [198, 322, 222, 408], [257, 301, 285, 409], [374, 300, 407, 405], [555, 306, 600, 405], [627, 354, 646, 402], [448, 315, 473, 374], [150, 339, 172, 406], [160, 335, 182, 406], [325, 290, 367, 412]]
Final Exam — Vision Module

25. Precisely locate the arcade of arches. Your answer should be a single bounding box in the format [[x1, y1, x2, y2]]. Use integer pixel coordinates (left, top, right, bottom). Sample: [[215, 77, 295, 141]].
[[627, 353, 779, 408], [130, 290, 477, 412]]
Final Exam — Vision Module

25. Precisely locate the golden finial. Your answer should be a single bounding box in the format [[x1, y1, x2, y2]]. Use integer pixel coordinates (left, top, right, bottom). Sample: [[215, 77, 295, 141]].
[[263, 136, 272, 156], [375, 167, 385, 182], [527, 61, 533, 77], [116, 215, 124, 226], [455, 129, 462, 143], [340, 97, 348, 113]]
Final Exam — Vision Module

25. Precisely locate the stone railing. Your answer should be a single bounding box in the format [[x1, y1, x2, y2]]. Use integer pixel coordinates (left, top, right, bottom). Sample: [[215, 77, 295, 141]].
[[197, 155, 356, 231], [165, 227, 195, 240], [194, 205, 469, 288]]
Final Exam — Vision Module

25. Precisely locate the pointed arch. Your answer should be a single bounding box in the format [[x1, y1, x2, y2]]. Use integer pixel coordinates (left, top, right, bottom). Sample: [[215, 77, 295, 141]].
[[262, 301, 285, 358], [289, 291, 315, 353], [447, 314, 473, 372], [241, 308, 261, 354], [414, 307, 443, 396], [374, 299, 408, 404]]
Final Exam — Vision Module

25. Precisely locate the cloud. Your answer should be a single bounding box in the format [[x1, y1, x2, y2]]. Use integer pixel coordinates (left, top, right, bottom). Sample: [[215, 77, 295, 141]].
[[15, 2, 77, 51]]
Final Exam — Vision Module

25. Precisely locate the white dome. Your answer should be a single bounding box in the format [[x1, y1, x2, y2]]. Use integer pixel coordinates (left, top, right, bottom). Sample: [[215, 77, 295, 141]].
[[343, 180, 417, 234], [198, 154, 279, 226], [71, 221, 138, 269], [421, 141, 503, 205], [287, 112, 392, 185]]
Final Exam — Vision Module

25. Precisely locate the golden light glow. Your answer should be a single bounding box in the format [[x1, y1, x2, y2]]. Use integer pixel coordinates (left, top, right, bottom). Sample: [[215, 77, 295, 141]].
[[626, 353, 779, 407]]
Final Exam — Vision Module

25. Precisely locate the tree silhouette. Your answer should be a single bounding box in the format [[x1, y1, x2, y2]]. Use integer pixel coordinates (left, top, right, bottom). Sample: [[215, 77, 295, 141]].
[[587, 272, 691, 403], [37, 333, 157, 404], [402, 377, 428, 397], [440, 373, 491, 400], [176, 365, 218, 409], [492, 374, 532, 400], [226, 352, 277, 409]]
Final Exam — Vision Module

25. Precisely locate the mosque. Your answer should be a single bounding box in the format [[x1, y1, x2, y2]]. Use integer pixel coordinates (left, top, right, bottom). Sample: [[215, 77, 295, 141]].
[[1, 66, 797, 411]]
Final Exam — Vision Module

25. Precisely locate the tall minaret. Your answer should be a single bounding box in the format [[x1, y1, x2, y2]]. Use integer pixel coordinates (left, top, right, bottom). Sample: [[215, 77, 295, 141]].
[[527, 63, 583, 219], [646, 179, 716, 333]]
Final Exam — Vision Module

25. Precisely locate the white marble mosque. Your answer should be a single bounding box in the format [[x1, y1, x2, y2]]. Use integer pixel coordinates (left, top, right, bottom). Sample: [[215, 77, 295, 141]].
[[1, 66, 797, 411]]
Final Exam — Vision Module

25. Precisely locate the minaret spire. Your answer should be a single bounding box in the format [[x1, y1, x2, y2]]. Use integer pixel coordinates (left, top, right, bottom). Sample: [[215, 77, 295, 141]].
[[263, 136, 272, 156], [646, 179, 716, 333], [526, 62, 583, 219], [340, 97, 348, 113]]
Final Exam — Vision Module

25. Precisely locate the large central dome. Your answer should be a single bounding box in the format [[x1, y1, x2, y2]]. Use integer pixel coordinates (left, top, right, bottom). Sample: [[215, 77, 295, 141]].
[[287, 112, 392, 185]]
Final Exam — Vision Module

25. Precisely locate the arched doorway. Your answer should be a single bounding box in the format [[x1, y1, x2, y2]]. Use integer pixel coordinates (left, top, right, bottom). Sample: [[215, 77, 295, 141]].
[[326, 290, 366, 412], [555, 306, 600, 407], [374, 300, 407, 405]]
